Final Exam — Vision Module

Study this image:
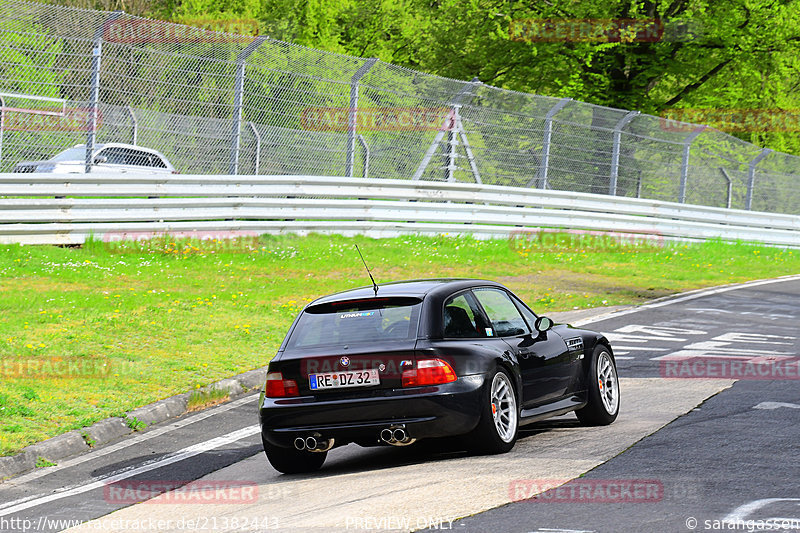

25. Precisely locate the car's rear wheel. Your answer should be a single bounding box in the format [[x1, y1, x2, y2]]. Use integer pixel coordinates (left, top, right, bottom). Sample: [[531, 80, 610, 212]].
[[576, 345, 619, 426], [468, 368, 518, 454], [262, 435, 327, 474]]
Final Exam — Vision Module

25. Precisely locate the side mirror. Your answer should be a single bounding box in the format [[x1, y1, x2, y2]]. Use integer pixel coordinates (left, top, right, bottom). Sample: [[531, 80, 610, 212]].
[[534, 316, 553, 333], [94, 155, 108, 164]]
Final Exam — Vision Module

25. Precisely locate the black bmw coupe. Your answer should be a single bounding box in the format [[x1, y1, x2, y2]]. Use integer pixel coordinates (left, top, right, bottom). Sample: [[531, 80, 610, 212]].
[[259, 279, 619, 474]]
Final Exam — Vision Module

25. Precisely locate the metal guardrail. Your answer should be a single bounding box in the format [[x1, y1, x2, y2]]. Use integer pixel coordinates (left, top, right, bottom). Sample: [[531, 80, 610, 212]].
[[1, 174, 799, 247]]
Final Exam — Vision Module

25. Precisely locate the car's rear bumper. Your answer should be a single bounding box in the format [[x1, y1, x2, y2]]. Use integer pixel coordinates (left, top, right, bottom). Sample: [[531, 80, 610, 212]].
[[259, 375, 485, 448]]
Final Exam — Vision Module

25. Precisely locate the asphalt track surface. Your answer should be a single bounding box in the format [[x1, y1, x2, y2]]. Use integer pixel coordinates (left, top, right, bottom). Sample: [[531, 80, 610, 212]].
[[0, 276, 798, 533]]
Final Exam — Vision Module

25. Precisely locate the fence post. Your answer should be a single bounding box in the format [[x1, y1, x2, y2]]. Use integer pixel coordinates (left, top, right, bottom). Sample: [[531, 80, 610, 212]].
[[678, 126, 705, 203], [531, 97, 570, 189], [249, 122, 261, 174], [444, 105, 461, 182], [345, 58, 378, 178], [229, 36, 267, 176], [746, 148, 772, 210], [85, 12, 122, 174], [0, 95, 4, 168], [609, 110, 639, 195], [85, 38, 102, 173], [719, 168, 733, 209], [357, 134, 370, 179], [457, 107, 482, 184], [636, 171, 642, 198], [413, 77, 481, 181], [126, 105, 137, 145]]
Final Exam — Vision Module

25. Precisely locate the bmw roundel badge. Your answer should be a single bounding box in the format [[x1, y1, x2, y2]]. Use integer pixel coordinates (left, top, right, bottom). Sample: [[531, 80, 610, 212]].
[[340, 356, 350, 367]]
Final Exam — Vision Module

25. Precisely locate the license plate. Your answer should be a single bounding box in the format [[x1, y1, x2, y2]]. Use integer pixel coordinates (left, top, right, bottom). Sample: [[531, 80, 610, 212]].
[[309, 369, 380, 390]]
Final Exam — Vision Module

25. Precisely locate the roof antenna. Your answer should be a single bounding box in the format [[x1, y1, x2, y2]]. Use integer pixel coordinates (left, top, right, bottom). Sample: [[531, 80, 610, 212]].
[[355, 244, 379, 297]]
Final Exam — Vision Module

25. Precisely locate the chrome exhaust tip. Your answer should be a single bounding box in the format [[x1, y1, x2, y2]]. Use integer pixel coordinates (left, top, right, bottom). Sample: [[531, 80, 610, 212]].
[[392, 428, 407, 442], [294, 437, 306, 451], [305, 436, 317, 450], [380, 428, 395, 443], [380, 425, 416, 446], [308, 437, 334, 453]]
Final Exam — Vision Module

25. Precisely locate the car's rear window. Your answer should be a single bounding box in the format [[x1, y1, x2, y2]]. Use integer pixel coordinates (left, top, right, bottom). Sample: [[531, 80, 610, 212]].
[[285, 297, 422, 349]]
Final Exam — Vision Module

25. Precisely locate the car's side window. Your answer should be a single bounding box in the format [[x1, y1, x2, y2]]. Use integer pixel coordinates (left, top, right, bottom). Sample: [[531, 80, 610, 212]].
[[130, 149, 167, 168], [473, 289, 529, 337], [97, 147, 127, 165], [96, 148, 167, 168], [511, 295, 539, 332], [442, 293, 489, 338]]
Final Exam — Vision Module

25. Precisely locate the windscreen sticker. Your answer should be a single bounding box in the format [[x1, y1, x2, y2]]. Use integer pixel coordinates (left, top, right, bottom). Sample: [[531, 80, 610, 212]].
[[339, 311, 376, 319], [485, 328, 494, 336]]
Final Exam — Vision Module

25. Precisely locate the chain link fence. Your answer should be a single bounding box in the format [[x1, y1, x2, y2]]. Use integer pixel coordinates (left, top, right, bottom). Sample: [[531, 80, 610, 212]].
[[1, 0, 799, 214]]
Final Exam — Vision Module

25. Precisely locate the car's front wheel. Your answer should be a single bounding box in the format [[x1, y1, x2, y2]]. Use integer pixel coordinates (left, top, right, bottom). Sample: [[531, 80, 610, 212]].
[[262, 435, 327, 474], [576, 345, 620, 426], [468, 368, 519, 454]]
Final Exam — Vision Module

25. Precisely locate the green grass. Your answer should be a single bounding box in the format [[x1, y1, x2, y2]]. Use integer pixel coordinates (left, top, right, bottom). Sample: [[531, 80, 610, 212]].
[[0, 233, 798, 456], [187, 387, 231, 411]]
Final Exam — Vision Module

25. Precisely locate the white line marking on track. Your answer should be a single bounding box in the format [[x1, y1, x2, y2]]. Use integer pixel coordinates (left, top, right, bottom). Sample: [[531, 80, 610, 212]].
[[753, 402, 800, 410], [2, 393, 259, 489], [611, 346, 668, 351], [0, 425, 260, 517], [723, 498, 800, 522], [572, 274, 800, 327]]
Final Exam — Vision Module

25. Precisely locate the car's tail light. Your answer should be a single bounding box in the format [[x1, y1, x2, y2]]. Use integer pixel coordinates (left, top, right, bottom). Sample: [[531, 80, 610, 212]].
[[265, 372, 299, 397], [402, 359, 457, 387]]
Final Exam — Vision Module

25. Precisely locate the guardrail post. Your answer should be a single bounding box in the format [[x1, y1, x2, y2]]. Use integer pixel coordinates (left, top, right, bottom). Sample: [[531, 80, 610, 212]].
[[357, 134, 370, 179], [745, 148, 772, 210], [126, 105, 137, 145], [530, 97, 570, 189], [413, 77, 481, 181], [679, 126, 705, 203], [719, 168, 733, 209], [609, 110, 639, 195], [345, 58, 378, 178], [86, 12, 122, 174], [229, 36, 267, 175], [249, 122, 261, 174]]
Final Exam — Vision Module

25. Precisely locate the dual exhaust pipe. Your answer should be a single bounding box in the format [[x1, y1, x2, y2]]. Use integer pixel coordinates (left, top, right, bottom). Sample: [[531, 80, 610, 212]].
[[292, 426, 414, 451], [294, 434, 334, 453], [380, 425, 415, 446]]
